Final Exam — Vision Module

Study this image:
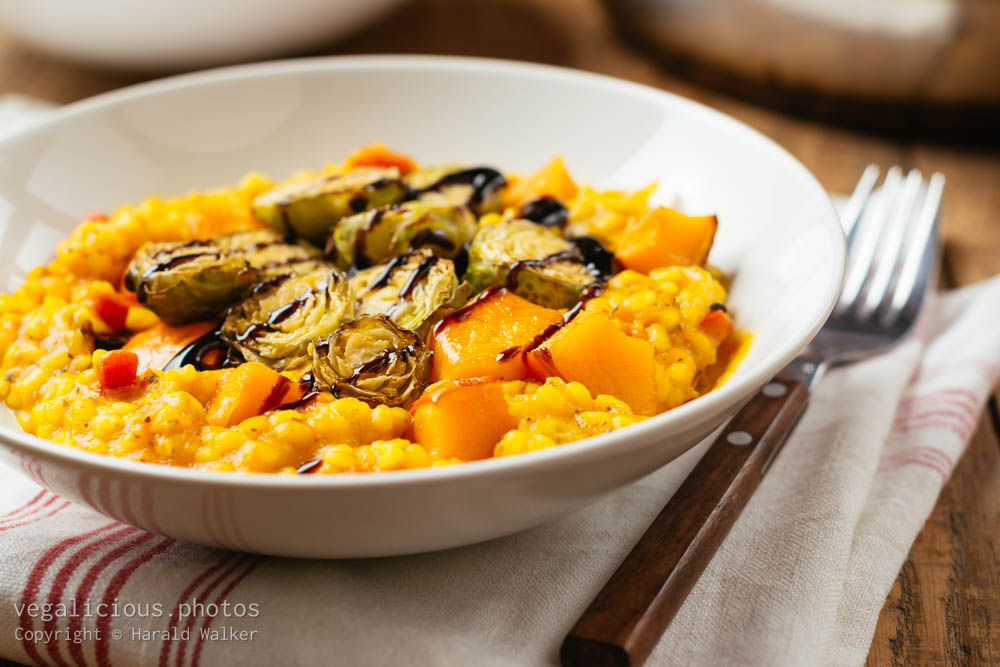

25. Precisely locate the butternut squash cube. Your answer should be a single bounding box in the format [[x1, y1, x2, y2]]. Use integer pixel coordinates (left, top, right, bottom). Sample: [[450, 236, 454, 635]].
[[504, 157, 578, 207], [616, 207, 718, 273], [430, 289, 563, 382], [526, 312, 657, 415], [411, 378, 518, 460], [205, 362, 289, 427]]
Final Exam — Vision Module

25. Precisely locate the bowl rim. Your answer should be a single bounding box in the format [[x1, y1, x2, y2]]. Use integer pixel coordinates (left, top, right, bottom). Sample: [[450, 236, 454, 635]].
[[0, 54, 845, 489]]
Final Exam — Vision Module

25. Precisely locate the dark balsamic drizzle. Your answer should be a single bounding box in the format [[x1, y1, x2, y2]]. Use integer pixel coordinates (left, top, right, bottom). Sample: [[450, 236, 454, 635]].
[[496, 346, 521, 362], [520, 282, 605, 359], [93, 335, 128, 351], [452, 245, 470, 278], [281, 391, 322, 411], [518, 196, 568, 228], [421, 167, 506, 206], [250, 274, 291, 298], [366, 253, 410, 292], [236, 322, 271, 343], [277, 201, 296, 241], [295, 458, 322, 474], [279, 372, 323, 411], [352, 208, 388, 271], [136, 251, 219, 302], [267, 289, 313, 326], [398, 255, 439, 299], [506, 251, 582, 284], [365, 178, 396, 192], [570, 236, 618, 280], [261, 375, 292, 413], [430, 286, 508, 338], [344, 345, 416, 384], [240, 280, 322, 343], [145, 252, 211, 274], [408, 228, 456, 252], [162, 328, 242, 372]]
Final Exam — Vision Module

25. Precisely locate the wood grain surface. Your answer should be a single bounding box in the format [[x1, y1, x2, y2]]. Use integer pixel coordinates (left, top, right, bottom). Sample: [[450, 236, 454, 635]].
[[0, 0, 997, 663]]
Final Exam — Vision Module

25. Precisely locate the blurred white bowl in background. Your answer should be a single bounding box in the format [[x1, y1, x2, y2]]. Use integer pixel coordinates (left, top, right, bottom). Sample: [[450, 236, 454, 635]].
[[0, 0, 405, 70]]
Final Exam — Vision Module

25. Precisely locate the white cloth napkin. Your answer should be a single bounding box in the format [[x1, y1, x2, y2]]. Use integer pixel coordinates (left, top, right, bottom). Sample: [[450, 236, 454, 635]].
[[1, 97, 999, 666]]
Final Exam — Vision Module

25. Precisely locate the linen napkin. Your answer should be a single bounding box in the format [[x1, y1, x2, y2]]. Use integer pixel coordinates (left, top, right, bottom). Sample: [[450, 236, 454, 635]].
[[2, 97, 1000, 666]]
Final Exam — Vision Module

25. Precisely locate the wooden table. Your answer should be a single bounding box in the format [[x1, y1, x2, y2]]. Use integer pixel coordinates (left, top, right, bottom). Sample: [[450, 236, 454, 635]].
[[0, 0, 997, 663]]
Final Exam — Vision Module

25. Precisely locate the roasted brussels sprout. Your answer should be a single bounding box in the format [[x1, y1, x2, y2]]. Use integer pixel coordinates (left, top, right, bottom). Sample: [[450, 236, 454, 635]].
[[404, 164, 462, 191], [215, 229, 324, 279], [124, 240, 257, 324], [220, 267, 353, 370], [464, 218, 582, 294], [350, 248, 471, 336], [413, 166, 507, 215], [507, 254, 598, 309], [251, 167, 408, 245], [311, 315, 431, 408], [327, 202, 476, 271]]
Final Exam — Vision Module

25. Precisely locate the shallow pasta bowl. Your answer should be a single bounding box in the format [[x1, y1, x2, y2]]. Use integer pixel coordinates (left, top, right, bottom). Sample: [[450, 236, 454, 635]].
[[0, 56, 844, 557]]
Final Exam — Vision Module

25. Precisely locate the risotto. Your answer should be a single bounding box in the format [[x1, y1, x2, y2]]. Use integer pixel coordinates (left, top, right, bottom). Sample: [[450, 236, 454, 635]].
[[0, 146, 745, 474]]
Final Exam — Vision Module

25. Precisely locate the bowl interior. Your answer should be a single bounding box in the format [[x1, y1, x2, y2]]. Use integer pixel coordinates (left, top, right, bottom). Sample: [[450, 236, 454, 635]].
[[0, 56, 843, 462]]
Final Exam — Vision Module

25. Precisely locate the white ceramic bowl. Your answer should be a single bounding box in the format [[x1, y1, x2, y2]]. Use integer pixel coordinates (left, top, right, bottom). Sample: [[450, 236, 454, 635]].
[[0, 0, 404, 70], [0, 56, 844, 558]]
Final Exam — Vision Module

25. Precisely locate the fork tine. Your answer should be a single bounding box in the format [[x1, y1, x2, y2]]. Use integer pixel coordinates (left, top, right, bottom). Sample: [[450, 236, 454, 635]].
[[882, 172, 945, 325], [857, 168, 924, 318], [836, 166, 903, 313], [840, 164, 880, 237]]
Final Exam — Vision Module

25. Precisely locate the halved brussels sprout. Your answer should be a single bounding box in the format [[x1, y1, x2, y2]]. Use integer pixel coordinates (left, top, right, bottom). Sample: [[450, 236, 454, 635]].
[[124, 240, 257, 324], [507, 254, 599, 309], [215, 228, 324, 279], [412, 166, 507, 215], [350, 248, 471, 336], [251, 167, 408, 245], [404, 164, 462, 191], [311, 315, 431, 408], [220, 267, 354, 371], [464, 218, 580, 294], [327, 202, 476, 271]]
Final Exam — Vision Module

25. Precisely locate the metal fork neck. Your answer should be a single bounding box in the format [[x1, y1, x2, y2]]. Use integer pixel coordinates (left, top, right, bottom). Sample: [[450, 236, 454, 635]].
[[778, 355, 829, 389]]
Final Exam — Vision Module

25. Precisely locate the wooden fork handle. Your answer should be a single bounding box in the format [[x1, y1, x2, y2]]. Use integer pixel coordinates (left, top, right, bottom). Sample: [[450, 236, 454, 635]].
[[561, 376, 809, 667]]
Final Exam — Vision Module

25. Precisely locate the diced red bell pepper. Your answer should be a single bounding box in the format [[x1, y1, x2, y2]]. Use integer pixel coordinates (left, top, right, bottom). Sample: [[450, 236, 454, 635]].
[[700, 308, 734, 347], [94, 292, 137, 332], [97, 350, 139, 390], [84, 211, 109, 222]]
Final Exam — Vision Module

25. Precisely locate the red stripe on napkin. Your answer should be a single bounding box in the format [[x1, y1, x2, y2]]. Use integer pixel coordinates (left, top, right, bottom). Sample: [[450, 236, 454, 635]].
[[173, 556, 251, 667], [95, 537, 175, 667], [18, 523, 122, 667], [41, 524, 137, 666], [0, 489, 47, 522], [66, 531, 154, 667], [0, 497, 71, 534], [157, 553, 240, 667], [191, 558, 263, 667]]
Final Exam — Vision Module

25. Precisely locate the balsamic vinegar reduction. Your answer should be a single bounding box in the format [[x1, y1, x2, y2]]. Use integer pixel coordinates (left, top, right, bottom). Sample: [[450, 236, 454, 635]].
[[162, 328, 241, 372], [518, 196, 569, 228], [425, 167, 507, 207], [570, 235, 618, 279]]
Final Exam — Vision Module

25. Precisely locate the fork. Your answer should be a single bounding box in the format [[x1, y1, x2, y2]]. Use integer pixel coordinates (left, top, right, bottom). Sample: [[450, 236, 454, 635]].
[[561, 166, 946, 667]]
